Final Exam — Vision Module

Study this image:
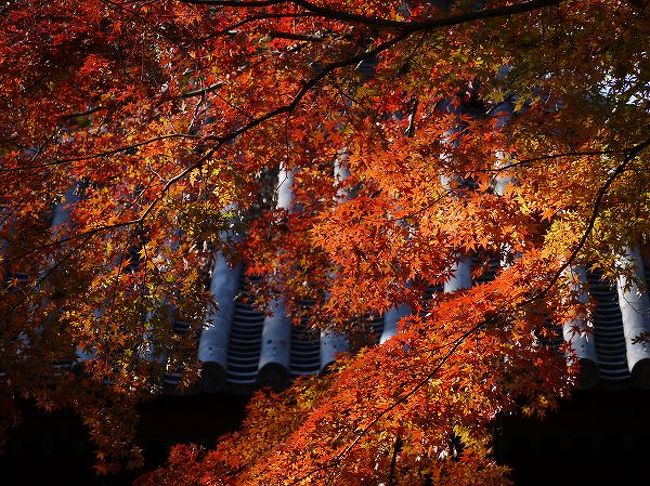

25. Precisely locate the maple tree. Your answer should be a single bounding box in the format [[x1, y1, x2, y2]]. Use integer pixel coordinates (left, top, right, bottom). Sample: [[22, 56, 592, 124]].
[[1, 0, 649, 483]]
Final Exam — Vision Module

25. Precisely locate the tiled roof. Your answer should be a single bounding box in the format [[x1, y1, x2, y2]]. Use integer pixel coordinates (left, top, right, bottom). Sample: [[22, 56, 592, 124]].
[[188, 249, 650, 394], [583, 253, 650, 389], [187, 157, 650, 394], [5, 145, 650, 397], [194, 268, 384, 393]]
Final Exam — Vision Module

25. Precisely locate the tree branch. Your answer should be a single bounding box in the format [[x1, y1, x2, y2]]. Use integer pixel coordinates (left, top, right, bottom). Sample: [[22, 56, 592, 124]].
[[289, 319, 488, 485], [4, 34, 408, 265], [287, 133, 650, 484], [533, 134, 650, 300], [268, 29, 325, 41], [0, 133, 200, 173], [183, 0, 565, 32], [180, 82, 223, 98]]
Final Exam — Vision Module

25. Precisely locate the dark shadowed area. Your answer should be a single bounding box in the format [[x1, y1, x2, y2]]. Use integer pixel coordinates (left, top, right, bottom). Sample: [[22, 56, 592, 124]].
[[2, 388, 650, 484], [0, 393, 249, 485]]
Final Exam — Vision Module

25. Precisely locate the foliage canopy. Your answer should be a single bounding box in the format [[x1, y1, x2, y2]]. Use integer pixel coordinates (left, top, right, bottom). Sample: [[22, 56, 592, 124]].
[[0, 0, 649, 483]]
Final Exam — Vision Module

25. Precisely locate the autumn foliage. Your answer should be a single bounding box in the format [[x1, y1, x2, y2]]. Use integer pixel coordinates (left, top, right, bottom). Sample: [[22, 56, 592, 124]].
[[1, 0, 649, 483]]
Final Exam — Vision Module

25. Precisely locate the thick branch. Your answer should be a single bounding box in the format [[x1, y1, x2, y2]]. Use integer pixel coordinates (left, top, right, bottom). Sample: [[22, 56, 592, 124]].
[[184, 0, 565, 32]]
